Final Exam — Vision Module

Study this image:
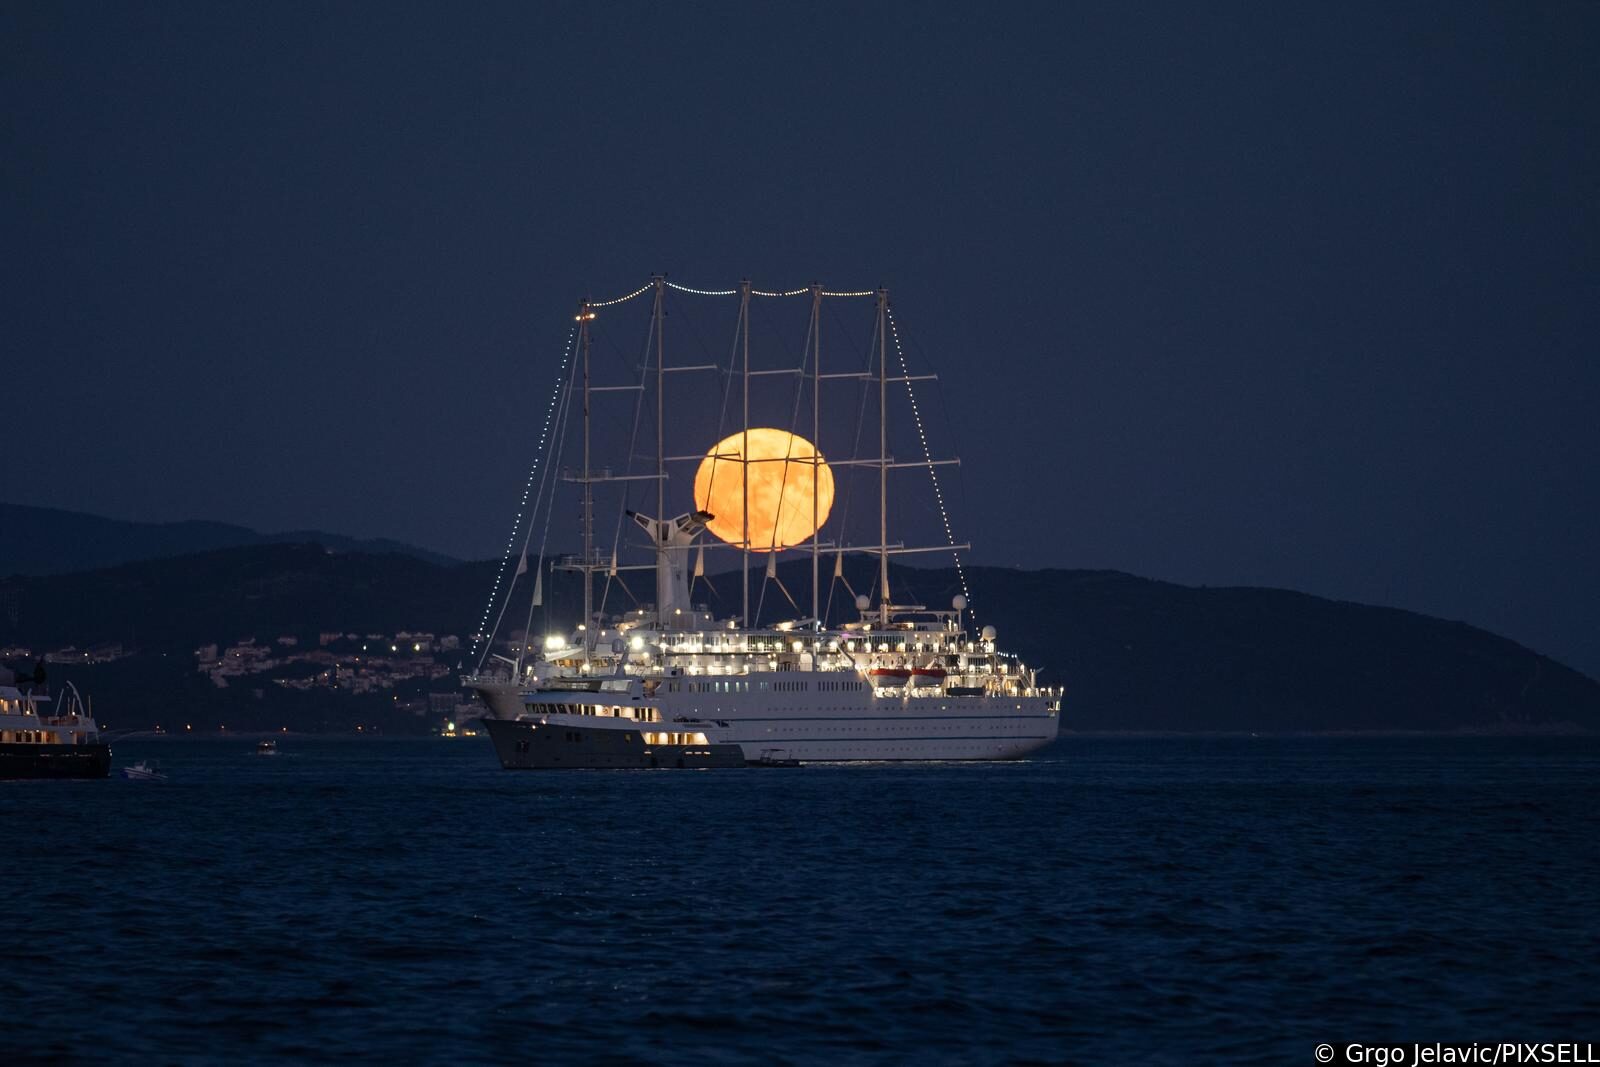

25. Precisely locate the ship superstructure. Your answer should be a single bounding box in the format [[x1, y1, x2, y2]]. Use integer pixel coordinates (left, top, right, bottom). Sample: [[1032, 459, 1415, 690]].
[[466, 278, 1060, 767]]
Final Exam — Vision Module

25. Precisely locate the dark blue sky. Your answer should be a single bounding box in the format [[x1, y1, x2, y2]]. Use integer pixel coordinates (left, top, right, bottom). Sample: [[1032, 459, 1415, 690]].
[[4, 2, 1597, 675]]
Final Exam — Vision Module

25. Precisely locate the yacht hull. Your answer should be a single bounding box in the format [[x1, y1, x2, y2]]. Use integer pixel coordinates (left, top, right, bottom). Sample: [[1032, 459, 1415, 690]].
[[483, 717, 745, 770], [0, 742, 112, 780]]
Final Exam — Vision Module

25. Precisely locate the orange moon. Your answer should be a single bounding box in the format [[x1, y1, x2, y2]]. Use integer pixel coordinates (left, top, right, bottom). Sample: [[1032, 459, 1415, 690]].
[[693, 428, 834, 552]]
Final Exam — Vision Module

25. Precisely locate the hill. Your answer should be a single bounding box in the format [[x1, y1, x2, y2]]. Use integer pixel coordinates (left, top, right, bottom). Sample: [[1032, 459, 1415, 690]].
[[0, 501, 457, 576], [0, 544, 1596, 734]]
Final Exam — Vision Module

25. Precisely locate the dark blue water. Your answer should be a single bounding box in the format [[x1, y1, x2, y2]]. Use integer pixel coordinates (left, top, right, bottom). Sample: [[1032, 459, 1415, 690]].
[[4, 737, 1598, 1063]]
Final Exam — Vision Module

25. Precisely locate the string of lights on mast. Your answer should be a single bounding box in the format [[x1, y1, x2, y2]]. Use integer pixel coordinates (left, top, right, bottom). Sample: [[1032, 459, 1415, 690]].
[[471, 325, 578, 659], [473, 277, 973, 653]]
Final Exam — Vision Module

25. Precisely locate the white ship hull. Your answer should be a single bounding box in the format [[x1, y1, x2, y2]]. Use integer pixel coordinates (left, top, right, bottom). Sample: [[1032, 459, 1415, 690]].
[[471, 677, 1058, 762]]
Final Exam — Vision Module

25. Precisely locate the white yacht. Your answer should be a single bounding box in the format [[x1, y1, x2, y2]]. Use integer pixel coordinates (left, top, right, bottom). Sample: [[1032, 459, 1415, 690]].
[[466, 278, 1061, 768], [0, 667, 110, 780]]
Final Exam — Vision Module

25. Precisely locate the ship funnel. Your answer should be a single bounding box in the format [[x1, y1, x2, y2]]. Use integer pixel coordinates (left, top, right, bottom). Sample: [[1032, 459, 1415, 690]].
[[628, 510, 705, 628]]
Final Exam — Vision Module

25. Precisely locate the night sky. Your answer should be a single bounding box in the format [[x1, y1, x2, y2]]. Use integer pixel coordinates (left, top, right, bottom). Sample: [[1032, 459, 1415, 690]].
[[4, 3, 1596, 675]]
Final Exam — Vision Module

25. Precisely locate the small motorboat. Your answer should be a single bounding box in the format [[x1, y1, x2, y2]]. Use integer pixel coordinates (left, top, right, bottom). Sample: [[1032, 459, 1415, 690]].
[[909, 666, 948, 687], [256, 739, 279, 756], [121, 760, 167, 782]]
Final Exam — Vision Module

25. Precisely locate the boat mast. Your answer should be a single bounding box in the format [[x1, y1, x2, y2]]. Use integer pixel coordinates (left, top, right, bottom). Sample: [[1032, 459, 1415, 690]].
[[876, 287, 890, 626], [580, 300, 594, 664], [740, 279, 751, 629], [653, 275, 666, 626], [810, 282, 821, 629]]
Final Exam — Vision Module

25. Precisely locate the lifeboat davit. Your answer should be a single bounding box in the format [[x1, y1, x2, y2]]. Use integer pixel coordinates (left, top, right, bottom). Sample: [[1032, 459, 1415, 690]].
[[909, 667, 947, 687], [869, 668, 911, 688]]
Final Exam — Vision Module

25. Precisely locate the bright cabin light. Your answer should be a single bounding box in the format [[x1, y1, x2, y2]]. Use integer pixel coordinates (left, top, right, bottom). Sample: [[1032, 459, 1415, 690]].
[[545, 635, 566, 651], [630, 635, 645, 651]]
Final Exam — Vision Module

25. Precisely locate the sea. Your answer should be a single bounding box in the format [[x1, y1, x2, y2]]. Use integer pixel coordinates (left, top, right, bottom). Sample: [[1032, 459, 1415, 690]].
[[4, 736, 1597, 1064]]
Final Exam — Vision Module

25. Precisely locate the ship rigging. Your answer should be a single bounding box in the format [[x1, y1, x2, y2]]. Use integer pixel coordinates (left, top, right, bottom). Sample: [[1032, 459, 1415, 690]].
[[465, 276, 1060, 768]]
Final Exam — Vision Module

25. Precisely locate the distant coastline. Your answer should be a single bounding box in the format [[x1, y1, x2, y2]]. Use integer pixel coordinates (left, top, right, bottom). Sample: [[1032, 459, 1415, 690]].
[[4, 510, 1597, 737]]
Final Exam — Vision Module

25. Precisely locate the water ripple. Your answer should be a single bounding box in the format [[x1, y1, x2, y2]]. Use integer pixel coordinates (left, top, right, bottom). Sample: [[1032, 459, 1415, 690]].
[[3, 735, 1598, 1063]]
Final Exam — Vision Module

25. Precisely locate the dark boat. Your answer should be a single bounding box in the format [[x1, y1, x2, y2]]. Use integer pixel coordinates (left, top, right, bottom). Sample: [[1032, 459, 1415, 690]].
[[0, 675, 111, 781], [482, 716, 745, 770]]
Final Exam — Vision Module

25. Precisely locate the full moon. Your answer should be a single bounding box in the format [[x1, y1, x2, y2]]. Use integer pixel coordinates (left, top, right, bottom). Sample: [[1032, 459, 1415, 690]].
[[693, 428, 835, 552]]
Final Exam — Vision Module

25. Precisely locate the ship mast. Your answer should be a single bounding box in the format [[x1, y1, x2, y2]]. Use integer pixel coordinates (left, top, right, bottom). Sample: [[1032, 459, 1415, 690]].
[[876, 287, 890, 626], [739, 279, 752, 629], [579, 299, 594, 664], [653, 274, 666, 589], [810, 283, 822, 627]]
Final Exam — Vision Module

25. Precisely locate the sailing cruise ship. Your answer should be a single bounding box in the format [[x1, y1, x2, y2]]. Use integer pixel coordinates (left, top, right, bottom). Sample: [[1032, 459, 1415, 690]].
[[466, 278, 1060, 768]]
